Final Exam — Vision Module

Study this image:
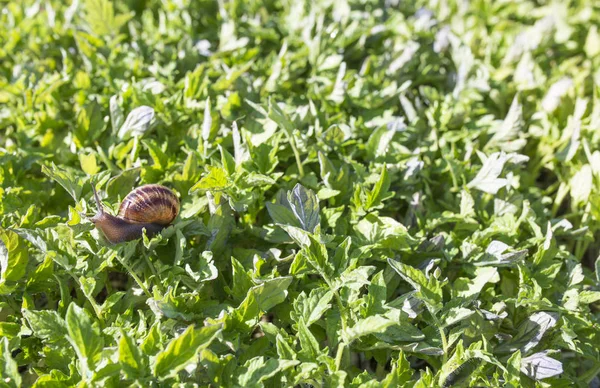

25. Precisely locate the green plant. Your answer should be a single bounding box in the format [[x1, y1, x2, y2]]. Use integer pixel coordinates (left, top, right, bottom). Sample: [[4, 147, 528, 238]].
[[1, 0, 599, 386]]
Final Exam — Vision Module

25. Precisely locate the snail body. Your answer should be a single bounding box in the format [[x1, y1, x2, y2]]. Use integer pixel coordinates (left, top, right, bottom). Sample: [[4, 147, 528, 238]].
[[90, 184, 180, 244]]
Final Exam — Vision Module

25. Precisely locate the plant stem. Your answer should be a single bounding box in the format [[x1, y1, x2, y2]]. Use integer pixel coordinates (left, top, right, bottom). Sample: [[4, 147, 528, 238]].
[[115, 254, 151, 297], [67, 270, 104, 323], [289, 133, 305, 177], [334, 342, 345, 371], [143, 253, 162, 293]]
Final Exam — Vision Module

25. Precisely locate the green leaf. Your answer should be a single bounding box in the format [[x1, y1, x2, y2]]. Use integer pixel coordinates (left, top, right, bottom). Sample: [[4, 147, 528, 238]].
[[110, 95, 124, 132], [520, 351, 563, 380], [266, 202, 301, 228], [23, 309, 68, 343], [142, 140, 169, 170], [570, 164, 593, 205], [83, 0, 133, 36], [267, 99, 294, 135], [119, 330, 145, 379], [0, 338, 20, 388], [0, 229, 29, 287], [78, 152, 100, 175], [65, 303, 104, 376], [118, 106, 154, 138], [41, 163, 84, 201], [293, 288, 334, 327], [190, 166, 229, 192], [387, 259, 443, 313], [237, 357, 299, 387], [153, 324, 222, 379], [251, 276, 293, 312], [504, 351, 521, 387], [230, 257, 255, 302], [381, 351, 412, 387], [276, 334, 296, 360], [496, 311, 558, 354], [343, 316, 396, 342], [297, 319, 321, 360], [287, 184, 321, 233], [467, 152, 510, 194], [366, 166, 391, 209]]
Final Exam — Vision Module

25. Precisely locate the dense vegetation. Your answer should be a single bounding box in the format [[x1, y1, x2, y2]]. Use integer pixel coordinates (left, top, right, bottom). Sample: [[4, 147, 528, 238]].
[[1, 0, 600, 386]]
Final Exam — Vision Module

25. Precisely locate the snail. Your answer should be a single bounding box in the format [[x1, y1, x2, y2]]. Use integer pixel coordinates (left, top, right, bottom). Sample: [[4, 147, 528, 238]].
[[89, 184, 180, 244]]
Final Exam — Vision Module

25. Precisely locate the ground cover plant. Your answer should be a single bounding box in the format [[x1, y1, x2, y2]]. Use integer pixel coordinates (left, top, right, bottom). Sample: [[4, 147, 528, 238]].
[[1, 0, 600, 386]]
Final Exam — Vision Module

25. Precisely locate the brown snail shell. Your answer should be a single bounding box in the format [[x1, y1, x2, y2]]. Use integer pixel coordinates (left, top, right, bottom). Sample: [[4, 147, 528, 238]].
[[118, 184, 180, 225]]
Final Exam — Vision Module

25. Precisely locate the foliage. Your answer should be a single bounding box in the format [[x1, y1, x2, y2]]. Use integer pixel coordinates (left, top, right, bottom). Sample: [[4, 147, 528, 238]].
[[1, 0, 600, 386]]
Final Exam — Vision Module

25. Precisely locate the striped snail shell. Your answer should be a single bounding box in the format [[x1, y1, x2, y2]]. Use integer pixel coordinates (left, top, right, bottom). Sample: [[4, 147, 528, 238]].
[[89, 184, 180, 244]]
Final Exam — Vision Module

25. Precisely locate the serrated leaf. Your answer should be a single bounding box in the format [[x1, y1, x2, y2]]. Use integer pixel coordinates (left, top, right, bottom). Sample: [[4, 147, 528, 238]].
[[297, 318, 321, 360], [41, 163, 84, 201], [65, 303, 104, 376], [153, 324, 222, 379], [191, 166, 229, 192], [119, 330, 145, 379], [23, 309, 68, 343], [387, 259, 443, 313], [0, 338, 20, 388], [344, 316, 396, 342], [295, 288, 334, 327], [237, 357, 299, 387]]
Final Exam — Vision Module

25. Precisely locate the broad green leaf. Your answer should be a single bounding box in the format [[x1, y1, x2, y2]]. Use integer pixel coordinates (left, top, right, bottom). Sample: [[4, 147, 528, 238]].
[[0, 338, 20, 388], [78, 152, 100, 175], [467, 152, 509, 194], [266, 202, 301, 228], [118, 106, 154, 139], [344, 316, 396, 342], [570, 164, 593, 205], [287, 184, 321, 233], [237, 357, 299, 387], [23, 309, 68, 343], [504, 351, 522, 387], [366, 166, 391, 209], [250, 276, 293, 312], [0, 229, 28, 286], [153, 324, 222, 379], [142, 140, 169, 170], [297, 319, 321, 360], [41, 163, 84, 201], [119, 330, 145, 379], [293, 288, 334, 327], [230, 257, 254, 302], [110, 95, 124, 132], [486, 95, 524, 152], [520, 351, 563, 380], [267, 99, 294, 135], [65, 303, 104, 375], [496, 311, 558, 354], [190, 166, 229, 192], [387, 259, 443, 313]]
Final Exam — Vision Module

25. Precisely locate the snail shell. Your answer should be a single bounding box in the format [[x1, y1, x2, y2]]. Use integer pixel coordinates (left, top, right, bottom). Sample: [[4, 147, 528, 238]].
[[90, 184, 180, 244], [118, 184, 180, 225]]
